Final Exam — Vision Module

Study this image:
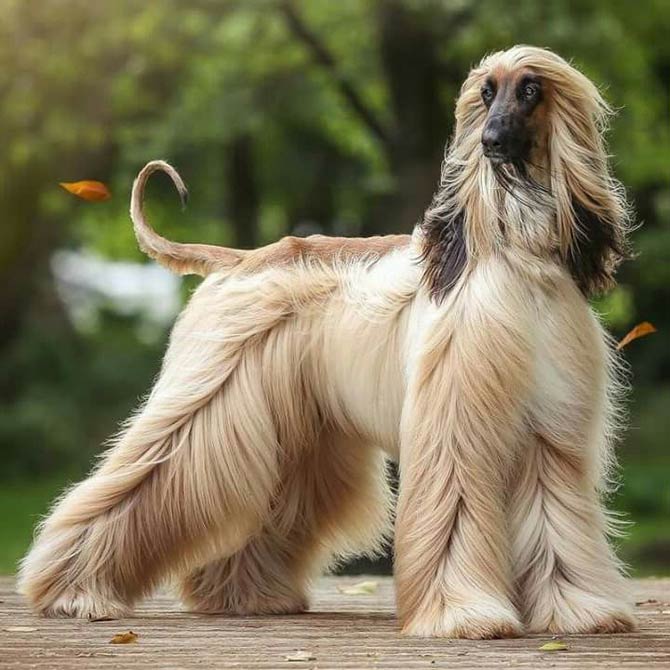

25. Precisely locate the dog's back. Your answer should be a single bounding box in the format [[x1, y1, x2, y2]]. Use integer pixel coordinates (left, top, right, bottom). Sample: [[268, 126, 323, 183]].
[[184, 236, 422, 456]]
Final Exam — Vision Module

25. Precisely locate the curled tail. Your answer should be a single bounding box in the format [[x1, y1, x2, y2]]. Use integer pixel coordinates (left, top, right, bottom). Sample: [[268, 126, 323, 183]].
[[130, 160, 246, 276]]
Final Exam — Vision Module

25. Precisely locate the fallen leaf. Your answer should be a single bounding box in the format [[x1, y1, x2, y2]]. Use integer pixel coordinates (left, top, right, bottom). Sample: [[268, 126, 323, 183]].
[[337, 580, 378, 595], [635, 598, 659, 606], [89, 615, 116, 622], [539, 640, 568, 651], [109, 631, 138, 644], [59, 180, 111, 202], [616, 322, 657, 350], [285, 650, 316, 662], [4, 626, 38, 632]]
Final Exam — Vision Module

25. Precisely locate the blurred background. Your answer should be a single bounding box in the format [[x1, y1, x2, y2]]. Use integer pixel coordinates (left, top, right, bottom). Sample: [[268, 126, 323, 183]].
[[0, 0, 668, 576]]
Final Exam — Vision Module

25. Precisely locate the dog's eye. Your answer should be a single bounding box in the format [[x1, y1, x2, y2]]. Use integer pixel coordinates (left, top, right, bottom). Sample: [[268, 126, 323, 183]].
[[523, 83, 539, 99], [481, 84, 495, 106]]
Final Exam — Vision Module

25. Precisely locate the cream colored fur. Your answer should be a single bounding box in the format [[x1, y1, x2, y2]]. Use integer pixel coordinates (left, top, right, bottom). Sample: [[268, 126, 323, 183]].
[[19, 45, 635, 638]]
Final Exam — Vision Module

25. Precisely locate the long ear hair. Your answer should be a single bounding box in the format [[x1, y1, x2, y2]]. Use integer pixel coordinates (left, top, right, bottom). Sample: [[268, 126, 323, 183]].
[[419, 190, 468, 304], [418, 66, 489, 303], [419, 46, 632, 300], [535, 48, 632, 295]]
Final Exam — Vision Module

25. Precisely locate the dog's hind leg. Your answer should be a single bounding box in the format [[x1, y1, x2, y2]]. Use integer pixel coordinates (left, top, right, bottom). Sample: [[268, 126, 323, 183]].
[[17, 287, 294, 618], [17, 374, 278, 618], [179, 433, 391, 615]]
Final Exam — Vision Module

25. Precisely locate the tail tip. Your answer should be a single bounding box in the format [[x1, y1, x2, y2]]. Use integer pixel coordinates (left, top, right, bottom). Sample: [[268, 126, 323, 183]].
[[139, 159, 189, 210], [179, 186, 189, 210]]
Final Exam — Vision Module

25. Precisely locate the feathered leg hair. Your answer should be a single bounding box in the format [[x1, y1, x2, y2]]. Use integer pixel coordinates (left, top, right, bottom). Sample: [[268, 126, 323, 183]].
[[510, 288, 635, 633], [394, 264, 535, 638], [18, 270, 391, 618], [180, 432, 390, 615]]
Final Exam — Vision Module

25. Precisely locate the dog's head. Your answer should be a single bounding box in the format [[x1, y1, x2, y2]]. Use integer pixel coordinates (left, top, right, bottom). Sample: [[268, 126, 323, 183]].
[[422, 45, 631, 302]]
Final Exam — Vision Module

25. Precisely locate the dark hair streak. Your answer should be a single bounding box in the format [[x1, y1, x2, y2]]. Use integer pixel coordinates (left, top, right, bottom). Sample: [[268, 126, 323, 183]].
[[419, 203, 468, 304], [566, 197, 630, 297]]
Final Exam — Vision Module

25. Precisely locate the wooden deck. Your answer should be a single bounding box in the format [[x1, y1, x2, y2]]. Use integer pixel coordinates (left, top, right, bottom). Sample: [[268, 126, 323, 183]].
[[1, 576, 669, 669]]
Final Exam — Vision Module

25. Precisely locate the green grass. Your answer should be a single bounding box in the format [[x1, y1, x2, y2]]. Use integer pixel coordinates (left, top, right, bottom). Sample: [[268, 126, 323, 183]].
[[619, 517, 670, 577], [0, 473, 75, 573]]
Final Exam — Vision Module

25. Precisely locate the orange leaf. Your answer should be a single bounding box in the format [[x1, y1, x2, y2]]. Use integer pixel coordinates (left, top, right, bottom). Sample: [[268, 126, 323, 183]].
[[59, 180, 111, 202], [616, 321, 657, 350], [109, 631, 138, 644]]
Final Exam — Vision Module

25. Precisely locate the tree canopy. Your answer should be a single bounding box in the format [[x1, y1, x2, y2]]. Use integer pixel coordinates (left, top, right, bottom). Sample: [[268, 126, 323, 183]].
[[0, 0, 668, 573]]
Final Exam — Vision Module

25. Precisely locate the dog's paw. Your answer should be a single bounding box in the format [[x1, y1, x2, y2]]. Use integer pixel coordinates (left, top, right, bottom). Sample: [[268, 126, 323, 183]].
[[180, 568, 309, 616], [19, 564, 130, 619], [29, 586, 130, 619], [402, 597, 524, 639], [525, 594, 636, 635], [19, 553, 130, 618]]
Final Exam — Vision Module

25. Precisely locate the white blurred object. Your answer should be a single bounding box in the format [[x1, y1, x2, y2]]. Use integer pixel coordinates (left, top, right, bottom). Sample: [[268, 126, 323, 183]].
[[51, 250, 182, 336]]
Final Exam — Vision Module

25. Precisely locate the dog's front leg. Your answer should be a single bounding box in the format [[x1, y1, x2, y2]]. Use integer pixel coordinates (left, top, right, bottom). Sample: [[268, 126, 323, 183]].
[[394, 278, 533, 638], [511, 294, 636, 634]]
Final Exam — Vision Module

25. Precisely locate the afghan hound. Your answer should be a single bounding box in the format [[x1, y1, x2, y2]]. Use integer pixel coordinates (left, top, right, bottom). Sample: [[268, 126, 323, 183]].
[[19, 45, 636, 638]]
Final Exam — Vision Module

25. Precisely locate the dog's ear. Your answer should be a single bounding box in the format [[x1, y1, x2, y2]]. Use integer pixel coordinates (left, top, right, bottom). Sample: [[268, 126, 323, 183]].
[[420, 206, 468, 303], [543, 64, 631, 298], [565, 197, 628, 297]]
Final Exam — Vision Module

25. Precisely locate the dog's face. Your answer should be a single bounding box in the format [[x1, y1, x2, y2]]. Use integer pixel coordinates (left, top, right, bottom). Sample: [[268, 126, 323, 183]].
[[480, 69, 546, 166]]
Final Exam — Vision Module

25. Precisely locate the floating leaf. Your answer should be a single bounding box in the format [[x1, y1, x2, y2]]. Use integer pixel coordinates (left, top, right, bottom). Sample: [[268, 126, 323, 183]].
[[4, 626, 38, 632], [539, 640, 568, 651], [110, 631, 138, 644], [285, 650, 316, 662], [616, 322, 657, 350], [59, 180, 111, 202], [337, 580, 378, 595]]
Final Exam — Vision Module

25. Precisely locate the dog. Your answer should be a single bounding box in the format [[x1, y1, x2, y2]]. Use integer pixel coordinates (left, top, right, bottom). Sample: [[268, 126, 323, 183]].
[[19, 45, 636, 638]]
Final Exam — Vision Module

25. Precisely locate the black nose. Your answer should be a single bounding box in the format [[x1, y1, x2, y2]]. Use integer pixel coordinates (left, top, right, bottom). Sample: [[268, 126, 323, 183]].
[[482, 118, 508, 157], [482, 127, 503, 153]]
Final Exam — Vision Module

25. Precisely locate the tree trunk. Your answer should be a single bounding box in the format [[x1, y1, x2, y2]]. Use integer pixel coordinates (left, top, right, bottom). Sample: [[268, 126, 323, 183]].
[[227, 134, 259, 249], [364, 0, 457, 235]]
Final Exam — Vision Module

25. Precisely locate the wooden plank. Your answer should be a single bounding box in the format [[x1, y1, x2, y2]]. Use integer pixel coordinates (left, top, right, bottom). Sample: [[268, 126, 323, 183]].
[[1, 576, 669, 669]]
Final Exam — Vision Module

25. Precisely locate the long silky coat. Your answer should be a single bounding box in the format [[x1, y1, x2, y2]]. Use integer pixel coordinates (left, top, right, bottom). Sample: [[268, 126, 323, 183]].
[[19, 46, 635, 638]]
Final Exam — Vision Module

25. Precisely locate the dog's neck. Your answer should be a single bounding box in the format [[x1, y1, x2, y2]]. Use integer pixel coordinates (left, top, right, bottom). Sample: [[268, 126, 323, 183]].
[[419, 153, 563, 301], [464, 157, 559, 258], [426, 164, 558, 261]]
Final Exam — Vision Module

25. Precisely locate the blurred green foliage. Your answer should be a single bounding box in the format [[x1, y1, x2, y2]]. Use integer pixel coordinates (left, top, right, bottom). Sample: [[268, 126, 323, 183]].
[[0, 0, 668, 574]]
